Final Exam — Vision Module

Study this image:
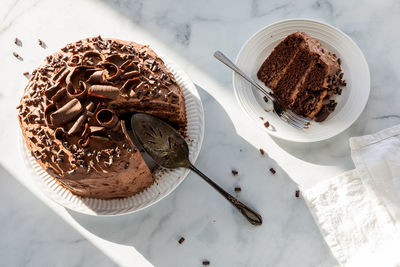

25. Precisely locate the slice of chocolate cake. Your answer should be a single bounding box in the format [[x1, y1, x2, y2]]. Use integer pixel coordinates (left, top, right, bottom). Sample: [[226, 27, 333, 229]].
[[257, 32, 345, 122]]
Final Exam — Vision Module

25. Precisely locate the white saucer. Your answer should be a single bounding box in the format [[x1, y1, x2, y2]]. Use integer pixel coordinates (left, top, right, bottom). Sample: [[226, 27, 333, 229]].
[[233, 19, 370, 142]]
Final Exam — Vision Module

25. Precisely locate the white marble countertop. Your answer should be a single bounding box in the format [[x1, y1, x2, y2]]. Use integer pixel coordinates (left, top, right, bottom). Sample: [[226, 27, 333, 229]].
[[1, 0, 399, 266]]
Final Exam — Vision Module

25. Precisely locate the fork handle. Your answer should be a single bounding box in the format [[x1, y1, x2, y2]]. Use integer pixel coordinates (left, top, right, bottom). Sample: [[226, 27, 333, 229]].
[[188, 163, 262, 226], [214, 51, 274, 102]]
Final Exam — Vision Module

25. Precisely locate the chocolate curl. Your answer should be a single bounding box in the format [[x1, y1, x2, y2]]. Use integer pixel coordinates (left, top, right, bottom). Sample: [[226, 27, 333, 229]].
[[52, 66, 70, 83], [54, 127, 67, 140], [86, 101, 96, 112], [44, 103, 57, 127], [88, 85, 119, 99], [105, 54, 124, 67], [86, 70, 108, 84], [81, 122, 90, 137], [51, 88, 72, 108], [96, 109, 118, 129], [78, 136, 90, 148], [44, 83, 60, 99], [51, 99, 83, 126], [121, 120, 135, 148], [120, 59, 133, 70], [89, 126, 105, 134], [68, 112, 87, 135], [68, 55, 80, 67], [101, 62, 120, 81], [120, 78, 141, 94], [81, 51, 104, 66], [120, 70, 140, 79], [66, 81, 87, 102]]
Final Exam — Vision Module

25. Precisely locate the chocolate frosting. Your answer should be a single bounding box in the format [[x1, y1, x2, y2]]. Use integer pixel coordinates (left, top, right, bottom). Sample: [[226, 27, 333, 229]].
[[18, 37, 187, 199]]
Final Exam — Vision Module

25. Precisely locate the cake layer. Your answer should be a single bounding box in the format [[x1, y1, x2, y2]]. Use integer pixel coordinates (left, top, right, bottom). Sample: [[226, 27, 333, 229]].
[[257, 32, 345, 121], [17, 37, 187, 199]]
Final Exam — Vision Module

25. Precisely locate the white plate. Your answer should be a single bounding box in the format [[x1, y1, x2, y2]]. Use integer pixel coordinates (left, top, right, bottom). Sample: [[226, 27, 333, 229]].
[[233, 19, 370, 142], [20, 52, 204, 216]]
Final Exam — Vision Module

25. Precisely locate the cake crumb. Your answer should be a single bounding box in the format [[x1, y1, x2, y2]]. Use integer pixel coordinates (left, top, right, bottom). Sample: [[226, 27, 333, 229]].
[[295, 190, 300, 198], [234, 187, 241, 192], [269, 168, 276, 174], [259, 116, 264, 120], [13, 52, 19, 58], [178, 237, 185, 244], [23, 72, 29, 77], [14, 37, 21, 45], [259, 148, 265, 155], [202, 260, 210, 266], [264, 121, 270, 128], [231, 170, 238, 176]]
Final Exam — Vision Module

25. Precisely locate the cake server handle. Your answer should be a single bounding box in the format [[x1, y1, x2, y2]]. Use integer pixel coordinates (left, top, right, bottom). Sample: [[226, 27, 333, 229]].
[[213, 51, 274, 102], [188, 163, 263, 226]]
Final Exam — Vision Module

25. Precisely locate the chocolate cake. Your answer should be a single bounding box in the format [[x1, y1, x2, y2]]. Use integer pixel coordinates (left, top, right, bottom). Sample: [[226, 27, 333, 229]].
[[257, 32, 346, 122], [17, 37, 186, 199]]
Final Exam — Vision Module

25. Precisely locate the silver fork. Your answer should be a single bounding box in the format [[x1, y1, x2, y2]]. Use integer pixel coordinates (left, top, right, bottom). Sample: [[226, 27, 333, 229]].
[[214, 51, 310, 129]]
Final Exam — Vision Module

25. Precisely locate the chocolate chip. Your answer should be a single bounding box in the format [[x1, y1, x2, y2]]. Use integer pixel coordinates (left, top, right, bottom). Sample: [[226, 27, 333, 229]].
[[269, 168, 276, 174], [232, 170, 238, 176], [259, 148, 265, 155], [264, 121, 270, 128], [202, 260, 210, 266], [234, 187, 241, 192], [295, 190, 300, 198], [178, 237, 185, 244]]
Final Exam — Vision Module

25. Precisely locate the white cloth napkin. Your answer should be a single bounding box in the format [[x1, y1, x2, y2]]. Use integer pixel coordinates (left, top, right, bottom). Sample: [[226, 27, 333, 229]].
[[302, 124, 400, 267]]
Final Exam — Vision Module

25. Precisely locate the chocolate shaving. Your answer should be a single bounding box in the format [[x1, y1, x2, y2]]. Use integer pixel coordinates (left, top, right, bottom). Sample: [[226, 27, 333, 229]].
[[51, 98, 83, 126], [88, 85, 119, 99], [78, 136, 90, 147], [120, 70, 140, 79], [66, 80, 87, 101], [54, 127, 67, 140], [68, 112, 87, 135], [101, 62, 120, 81], [89, 126, 105, 134], [86, 70, 107, 84], [95, 109, 118, 128], [81, 51, 104, 66], [44, 103, 57, 126], [45, 83, 60, 99], [86, 101, 96, 112], [52, 67, 69, 83]]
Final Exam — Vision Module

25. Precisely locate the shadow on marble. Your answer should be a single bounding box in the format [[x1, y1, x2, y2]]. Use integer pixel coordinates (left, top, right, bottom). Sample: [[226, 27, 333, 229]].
[[67, 85, 337, 267], [0, 164, 118, 267], [270, 127, 356, 167]]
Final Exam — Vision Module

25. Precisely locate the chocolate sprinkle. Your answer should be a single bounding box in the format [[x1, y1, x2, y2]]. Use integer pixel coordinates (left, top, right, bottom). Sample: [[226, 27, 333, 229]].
[[259, 148, 265, 155], [232, 170, 238, 176], [269, 168, 276, 174], [178, 237, 185, 244], [295, 190, 300, 198], [202, 260, 210, 266], [234, 187, 241, 192]]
